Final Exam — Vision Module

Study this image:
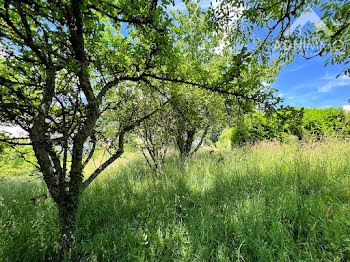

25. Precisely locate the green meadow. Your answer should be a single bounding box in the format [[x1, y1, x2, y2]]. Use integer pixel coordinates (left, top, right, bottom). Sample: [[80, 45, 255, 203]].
[[1, 140, 349, 261]]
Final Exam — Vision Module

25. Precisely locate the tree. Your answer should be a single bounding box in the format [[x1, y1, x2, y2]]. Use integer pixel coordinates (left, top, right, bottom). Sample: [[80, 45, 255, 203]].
[[0, 0, 280, 257], [167, 2, 238, 159], [0, 0, 178, 256], [136, 104, 173, 173], [170, 92, 211, 159]]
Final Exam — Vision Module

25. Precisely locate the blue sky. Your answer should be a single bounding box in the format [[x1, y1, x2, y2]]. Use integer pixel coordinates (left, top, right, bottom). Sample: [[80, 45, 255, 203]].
[[272, 56, 350, 108], [173, 0, 350, 109]]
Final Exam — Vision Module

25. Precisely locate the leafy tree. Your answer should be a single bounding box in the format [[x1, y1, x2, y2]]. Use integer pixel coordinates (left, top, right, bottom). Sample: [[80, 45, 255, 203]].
[[167, 1, 280, 158], [209, 126, 224, 145], [135, 96, 173, 173], [0, 0, 280, 256], [167, 87, 216, 159], [0, 0, 179, 256], [166, 2, 225, 159]]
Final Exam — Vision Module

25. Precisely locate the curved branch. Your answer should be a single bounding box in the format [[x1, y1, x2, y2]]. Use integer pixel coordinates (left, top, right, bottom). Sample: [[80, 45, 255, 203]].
[[83, 133, 97, 169]]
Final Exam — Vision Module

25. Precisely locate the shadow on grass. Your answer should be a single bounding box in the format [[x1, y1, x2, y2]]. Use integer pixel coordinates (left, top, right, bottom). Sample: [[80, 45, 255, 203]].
[[1, 149, 349, 261], [74, 154, 350, 261]]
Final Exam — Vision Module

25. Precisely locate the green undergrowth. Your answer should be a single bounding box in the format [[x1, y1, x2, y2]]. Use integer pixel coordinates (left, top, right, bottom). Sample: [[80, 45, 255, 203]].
[[1, 140, 350, 261]]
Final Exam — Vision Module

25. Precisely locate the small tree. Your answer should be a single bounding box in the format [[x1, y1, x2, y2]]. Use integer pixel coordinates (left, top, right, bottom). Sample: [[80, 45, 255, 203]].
[[0, 0, 179, 256], [168, 2, 229, 159], [137, 111, 172, 173], [170, 94, 211, 160]]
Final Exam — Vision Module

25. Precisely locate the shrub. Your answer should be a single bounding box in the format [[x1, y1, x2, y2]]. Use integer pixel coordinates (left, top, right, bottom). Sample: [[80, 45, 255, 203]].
[[216, 128, 233, 147], [229, 106, 304, 146], [303, 107, 348, 139], [226, 106, 349, 147]]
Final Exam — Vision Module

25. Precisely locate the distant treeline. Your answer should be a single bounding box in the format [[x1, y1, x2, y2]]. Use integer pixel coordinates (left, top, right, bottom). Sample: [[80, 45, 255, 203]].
[[217, 107, 350, 146]]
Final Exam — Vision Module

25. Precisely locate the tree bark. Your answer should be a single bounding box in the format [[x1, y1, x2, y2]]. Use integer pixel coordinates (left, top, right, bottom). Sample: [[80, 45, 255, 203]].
[[176, 129, 195, 161], [57, 191, 80, 260]]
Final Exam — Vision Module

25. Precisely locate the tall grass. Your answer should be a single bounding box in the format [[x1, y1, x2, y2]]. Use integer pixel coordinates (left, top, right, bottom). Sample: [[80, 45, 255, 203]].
[[1, 140, 350, 261]]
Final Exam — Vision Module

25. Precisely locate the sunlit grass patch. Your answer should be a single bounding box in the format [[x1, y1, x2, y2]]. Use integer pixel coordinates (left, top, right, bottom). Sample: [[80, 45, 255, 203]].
[[1, 140, 350, 261]]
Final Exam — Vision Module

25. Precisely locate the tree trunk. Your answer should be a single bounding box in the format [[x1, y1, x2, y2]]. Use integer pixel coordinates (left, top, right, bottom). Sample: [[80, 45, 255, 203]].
[[177, 130, 195, 161], [57, 192, 80, 260]]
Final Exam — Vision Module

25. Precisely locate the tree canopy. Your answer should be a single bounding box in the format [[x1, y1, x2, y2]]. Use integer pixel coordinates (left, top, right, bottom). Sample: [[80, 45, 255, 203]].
[[0, 0, 287, 257], [210, 0, 349, 75]]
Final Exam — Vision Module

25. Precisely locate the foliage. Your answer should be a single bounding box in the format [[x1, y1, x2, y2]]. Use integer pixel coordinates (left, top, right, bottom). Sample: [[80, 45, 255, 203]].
[[227, 107, 349, 146], [303, 107, 350, 139], [230, 106, 304, 146], [1, 140, 350, 261], [216, 127, 233, 147], [208, 126, 224, 145], [230, 120, 251, 146], [209, 0, 350, 75], [165, 2, 229, 159]]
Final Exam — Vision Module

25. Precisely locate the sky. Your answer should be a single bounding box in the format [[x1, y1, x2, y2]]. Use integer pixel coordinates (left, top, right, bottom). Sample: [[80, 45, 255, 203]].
[[272, 56, 350, 109], [173, 0, 350, 109]]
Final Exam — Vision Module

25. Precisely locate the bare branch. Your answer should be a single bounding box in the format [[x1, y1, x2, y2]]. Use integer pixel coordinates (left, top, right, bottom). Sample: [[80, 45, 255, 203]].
[[82, 131, 125, 190], [83, 133, 97, 169]]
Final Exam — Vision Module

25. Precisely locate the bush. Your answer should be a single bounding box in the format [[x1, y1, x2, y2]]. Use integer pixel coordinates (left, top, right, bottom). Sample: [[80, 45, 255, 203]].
[[229, 106, 304, 146], [226, 107, 349, 147], [230, 120, 257, 146], [303, 107, 349, 139], [216, 128, 233, 147]]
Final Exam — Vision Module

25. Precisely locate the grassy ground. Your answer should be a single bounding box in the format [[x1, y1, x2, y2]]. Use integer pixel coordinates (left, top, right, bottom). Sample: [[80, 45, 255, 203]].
[[0, 140, 350, 261], [0, 147, 36, 177]]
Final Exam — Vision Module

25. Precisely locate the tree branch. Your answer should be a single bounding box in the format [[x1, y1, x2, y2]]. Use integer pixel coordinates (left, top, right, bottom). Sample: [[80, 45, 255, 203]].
[[82, 99, 170, 190], [190, 124, 210, 158], [83, 133, 97, 169], [82, 131, 125, 190]]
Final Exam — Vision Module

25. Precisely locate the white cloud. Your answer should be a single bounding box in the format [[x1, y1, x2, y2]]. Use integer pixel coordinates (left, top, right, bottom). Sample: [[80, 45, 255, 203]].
[[286, 63, 308, 72], [318, 74, 350, 93], [320, 72, 336, 80], [292, 73, 350, 94]]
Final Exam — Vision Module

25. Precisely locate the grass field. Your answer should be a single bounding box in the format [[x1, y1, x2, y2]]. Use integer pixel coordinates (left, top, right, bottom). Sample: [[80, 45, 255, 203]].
[[1, 140, 350, 261]]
